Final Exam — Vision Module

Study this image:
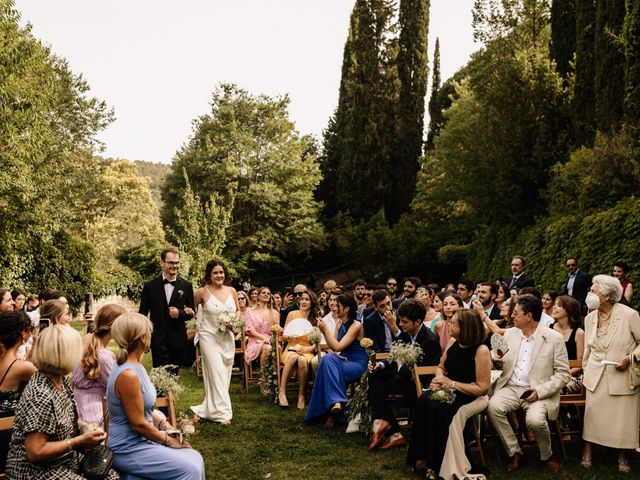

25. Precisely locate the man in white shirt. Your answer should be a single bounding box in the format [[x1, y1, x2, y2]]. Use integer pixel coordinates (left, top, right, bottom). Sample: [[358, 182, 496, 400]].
[[488, 294, 570, 473]]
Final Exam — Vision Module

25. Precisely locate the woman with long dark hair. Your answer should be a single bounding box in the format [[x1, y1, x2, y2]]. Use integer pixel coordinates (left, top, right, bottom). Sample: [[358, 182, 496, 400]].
[[190, 260, 240, 425], [304, 294, 368, 427]]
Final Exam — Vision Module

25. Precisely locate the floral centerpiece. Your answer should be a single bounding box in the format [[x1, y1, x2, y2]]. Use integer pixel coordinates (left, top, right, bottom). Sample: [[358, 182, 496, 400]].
[[149, 365, 183, 398], [346, 338, 376, 433], [176, 412, 200, 444], [258, 324, 283, 401]]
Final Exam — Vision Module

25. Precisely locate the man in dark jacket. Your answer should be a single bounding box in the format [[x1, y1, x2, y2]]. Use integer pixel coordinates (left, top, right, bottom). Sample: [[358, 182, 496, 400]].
[[564, 257, 591, 313]]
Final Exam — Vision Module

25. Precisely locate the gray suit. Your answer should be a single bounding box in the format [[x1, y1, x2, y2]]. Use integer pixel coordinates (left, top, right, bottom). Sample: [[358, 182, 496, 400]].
[[488, 325, 571, 460]]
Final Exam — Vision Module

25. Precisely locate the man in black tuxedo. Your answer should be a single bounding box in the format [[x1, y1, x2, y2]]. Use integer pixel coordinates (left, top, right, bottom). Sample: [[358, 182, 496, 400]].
[[367, 299, 441, 450], [139, 247, 195, 371], [507, 255, 535, 290], [364, 290, 402, 353], [564, 257, 591, 313]]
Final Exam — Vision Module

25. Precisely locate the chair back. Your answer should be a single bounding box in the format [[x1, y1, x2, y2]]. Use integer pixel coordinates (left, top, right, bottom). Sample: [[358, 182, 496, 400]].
[[375, 352, 390, 361], [413, 365, 438, 397], [0, 415, 14, 431], [155, 391, 177, 427]]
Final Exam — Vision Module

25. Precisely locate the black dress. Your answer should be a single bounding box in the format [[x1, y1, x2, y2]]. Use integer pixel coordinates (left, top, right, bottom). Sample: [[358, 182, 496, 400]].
[[564, 328, 577, 360], [407, 341, 479, 472]]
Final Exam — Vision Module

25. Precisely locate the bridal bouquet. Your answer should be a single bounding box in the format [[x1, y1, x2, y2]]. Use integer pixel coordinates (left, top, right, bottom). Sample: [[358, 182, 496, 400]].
[[185, 318, 197, 335], [429, 386, 456, 404], [388, 341, 423, 368], [149, 365, 183, 398], [212, 309, 237, 333]]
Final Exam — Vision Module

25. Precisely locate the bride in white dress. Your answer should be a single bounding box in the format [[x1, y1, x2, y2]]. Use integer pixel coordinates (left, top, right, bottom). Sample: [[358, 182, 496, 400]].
[[191, 260, 240, 424]]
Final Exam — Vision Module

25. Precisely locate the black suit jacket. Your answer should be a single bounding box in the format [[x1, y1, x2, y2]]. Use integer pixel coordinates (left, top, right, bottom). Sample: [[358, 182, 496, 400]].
[[139, 275, 194, 350], [377, 325, 441, 380], [486, 303, 502, 320], [509, 273, 535, 290], [565, 269, 591, 306], [364, 310, 400, 353]]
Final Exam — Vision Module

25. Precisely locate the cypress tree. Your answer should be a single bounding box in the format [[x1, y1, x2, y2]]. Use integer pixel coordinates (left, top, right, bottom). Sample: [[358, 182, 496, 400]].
[[625, 0, 640, 145], [388, 0, 430, 224], [594, 0, 626, 134], [573, 0, 597, 146], [550, 0, 577, 78], [426, 37, 442, 151]]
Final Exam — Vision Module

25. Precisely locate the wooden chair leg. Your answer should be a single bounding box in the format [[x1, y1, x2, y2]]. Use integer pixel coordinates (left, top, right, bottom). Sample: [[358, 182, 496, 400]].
[[554, 419, 567, 459], [471, 415, 486, 467]]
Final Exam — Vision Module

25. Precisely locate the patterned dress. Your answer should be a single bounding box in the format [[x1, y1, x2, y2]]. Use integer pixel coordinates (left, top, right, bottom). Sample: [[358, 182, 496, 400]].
[[6, 371, 119, 479]]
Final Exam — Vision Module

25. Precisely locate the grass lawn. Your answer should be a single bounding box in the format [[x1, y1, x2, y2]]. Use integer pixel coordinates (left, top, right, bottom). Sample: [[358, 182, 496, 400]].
[[71, 321, 639, 479]]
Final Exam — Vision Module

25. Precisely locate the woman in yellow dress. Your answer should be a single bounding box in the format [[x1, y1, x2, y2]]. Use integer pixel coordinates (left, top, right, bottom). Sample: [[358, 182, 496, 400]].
[[278, 291, 319, 409]]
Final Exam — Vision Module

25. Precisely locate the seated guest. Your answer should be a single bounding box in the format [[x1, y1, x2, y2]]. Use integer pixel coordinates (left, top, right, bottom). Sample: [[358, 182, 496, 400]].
[[434, 293, 463, 352], [279, 290, 318, 409], [244, 287, 278, 368], [108, 312, 205, 479], [304, 294, 368, 426], [407, 310, 491, 479], [10, 289, 26, 312], [0, 289, 15, 312], [368, 300, 441, 451], [542, 290, 559, 317], [6, 325, 119, 479], [551, 296, 584, 367], [519, 287, 554, 327], [581, 275, 640, 473], [311, 289, 342, 375], [426, 292, 444, 331], [478, 296, 515, 335], [38, 299, 70, 326], [72, 304, 126, 426], [364, 290, 401, 353], [0, 311, 37, 472], [487, 294, 570, 473]]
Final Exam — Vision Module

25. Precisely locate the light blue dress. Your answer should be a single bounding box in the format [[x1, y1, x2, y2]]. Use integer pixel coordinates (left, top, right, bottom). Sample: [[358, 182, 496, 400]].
[[304, 323, 368, 423], [107, 363, 205, 480]]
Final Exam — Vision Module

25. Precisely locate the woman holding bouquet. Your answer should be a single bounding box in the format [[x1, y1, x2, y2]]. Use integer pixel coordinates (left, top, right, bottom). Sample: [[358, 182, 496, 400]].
[[407, 309, 491, 480], [190, 260, 240, 425], [304, 294, 368, 426]]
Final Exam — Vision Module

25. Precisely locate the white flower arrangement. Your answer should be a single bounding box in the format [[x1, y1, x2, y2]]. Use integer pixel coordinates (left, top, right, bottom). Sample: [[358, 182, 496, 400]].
[[185, 318, 198, 334], [429, 387, 456, 404], [149, 365, 184, 398], [307, 327, 322, 345], [388, 341, 423, 368], [177, 412, 199, 444]]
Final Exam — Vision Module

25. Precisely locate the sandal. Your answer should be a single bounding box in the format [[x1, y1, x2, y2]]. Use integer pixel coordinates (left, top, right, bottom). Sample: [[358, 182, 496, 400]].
[[425, 468, 437, 480], [580, 456, 592, 469]]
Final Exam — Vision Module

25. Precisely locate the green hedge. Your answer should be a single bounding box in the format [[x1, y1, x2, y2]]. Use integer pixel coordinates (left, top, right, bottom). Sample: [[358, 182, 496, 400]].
[[467, 197, 640, 309]]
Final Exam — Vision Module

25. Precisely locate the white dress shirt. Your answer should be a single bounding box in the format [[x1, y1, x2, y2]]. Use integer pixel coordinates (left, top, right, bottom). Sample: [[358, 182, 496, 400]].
[[162, 274, 176, 303], [508, 326, 540, 388]]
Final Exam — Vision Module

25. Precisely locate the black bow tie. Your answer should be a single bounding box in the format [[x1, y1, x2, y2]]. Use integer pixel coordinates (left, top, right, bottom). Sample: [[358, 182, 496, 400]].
[[163, 279, 176, 286]]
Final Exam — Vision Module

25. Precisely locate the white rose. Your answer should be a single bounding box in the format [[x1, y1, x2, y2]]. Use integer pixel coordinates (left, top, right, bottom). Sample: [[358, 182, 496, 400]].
[[183, 424, 195, 435]]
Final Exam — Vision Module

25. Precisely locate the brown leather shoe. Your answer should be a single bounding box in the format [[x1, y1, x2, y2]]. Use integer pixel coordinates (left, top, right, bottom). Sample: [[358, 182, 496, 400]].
[[367, 420, 391, 451], [546, 456, 561, 473], [379, 435, 407, 450], [506, 453, 524, 473]]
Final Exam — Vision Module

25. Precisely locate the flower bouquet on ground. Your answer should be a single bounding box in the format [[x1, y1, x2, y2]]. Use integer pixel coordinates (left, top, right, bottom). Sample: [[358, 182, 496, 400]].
[[258, 325, 282, 401], [346, 338, 375, 433], [149, 365, 184, 399]]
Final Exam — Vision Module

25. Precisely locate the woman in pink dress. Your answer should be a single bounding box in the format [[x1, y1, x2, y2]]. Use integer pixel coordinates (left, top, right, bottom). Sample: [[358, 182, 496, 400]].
[[245, 287, 278, 367], [72, 303, 126, 426]]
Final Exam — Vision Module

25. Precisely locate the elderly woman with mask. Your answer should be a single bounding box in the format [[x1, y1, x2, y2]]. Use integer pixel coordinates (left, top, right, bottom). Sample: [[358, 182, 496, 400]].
[[581, 275, 640, 473]]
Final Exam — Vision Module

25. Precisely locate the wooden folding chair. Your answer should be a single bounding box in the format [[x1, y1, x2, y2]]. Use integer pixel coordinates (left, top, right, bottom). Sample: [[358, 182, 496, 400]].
[[413, 365, 486, 467], [156, 392, 177, 427], [0, 416, 15, 479], [554, 359, 586, 457]]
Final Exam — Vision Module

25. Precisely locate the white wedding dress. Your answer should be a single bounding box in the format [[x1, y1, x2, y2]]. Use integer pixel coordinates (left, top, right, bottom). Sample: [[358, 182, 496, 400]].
[[190, 293, 236, 422]]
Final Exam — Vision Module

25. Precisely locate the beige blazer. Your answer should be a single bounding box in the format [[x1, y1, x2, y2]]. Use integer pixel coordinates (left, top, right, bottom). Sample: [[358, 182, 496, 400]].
[[495, 325, 571, 420], [583, 303, 640, 395]]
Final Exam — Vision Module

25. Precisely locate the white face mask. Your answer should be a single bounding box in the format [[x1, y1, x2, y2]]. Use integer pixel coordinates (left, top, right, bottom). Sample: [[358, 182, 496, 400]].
[[585, 292, 601, 311]]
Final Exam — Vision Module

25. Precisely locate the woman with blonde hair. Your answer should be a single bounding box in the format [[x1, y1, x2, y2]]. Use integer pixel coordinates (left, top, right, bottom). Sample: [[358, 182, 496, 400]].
[[6, 324, 118, 479], [39, 299, 70, 326], [107, 312, 205, 479], [71, 304, 126, 426]]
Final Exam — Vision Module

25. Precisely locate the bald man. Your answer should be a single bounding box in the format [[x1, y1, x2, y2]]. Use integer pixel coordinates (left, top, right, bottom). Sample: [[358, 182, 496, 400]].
[[279, 283, 308, 327]]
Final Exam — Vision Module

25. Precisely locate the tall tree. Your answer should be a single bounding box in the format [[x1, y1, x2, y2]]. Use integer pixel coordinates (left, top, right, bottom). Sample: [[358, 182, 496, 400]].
[[388, 0, 430, 223], [550, 0, 577, 78], [573, 0, 597, 146], [594, 0, 626, 134], [161, 84, 326, 275], [426, 37, 442, 150], [625, 0, 640, 145]]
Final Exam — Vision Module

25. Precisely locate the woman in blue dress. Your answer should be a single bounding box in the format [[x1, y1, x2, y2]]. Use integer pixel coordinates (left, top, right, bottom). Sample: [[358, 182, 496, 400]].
[[304, 294, 368, 427], [107, 312, 205, 480]]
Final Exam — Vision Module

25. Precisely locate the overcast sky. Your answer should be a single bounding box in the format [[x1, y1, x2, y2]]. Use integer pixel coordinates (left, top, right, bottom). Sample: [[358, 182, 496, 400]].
[[15, 0, 480, 164]]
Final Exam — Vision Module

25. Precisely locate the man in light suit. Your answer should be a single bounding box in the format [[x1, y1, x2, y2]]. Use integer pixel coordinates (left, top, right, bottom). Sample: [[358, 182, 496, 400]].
[[488, 294, 571, 473]]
